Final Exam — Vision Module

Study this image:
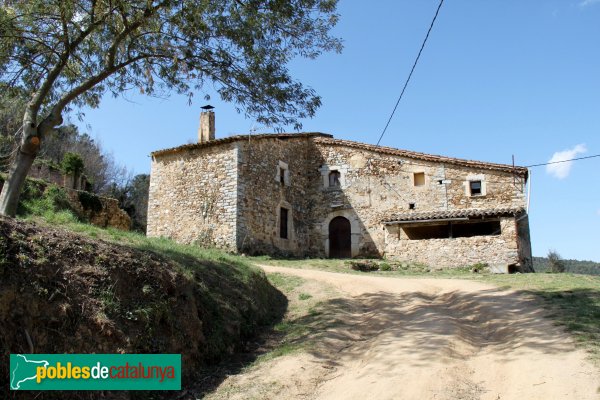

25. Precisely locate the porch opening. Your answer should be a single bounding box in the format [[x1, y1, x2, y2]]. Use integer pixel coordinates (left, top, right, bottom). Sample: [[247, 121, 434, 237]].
[[402, 220, 501, 240]]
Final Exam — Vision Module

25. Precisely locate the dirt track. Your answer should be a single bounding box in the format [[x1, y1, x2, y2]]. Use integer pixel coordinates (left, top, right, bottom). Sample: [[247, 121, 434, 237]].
[[209, 266, 600, 400]]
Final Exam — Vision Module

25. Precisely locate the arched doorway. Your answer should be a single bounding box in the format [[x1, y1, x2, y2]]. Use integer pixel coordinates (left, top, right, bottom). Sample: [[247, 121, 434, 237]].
[[329, 216, 351, 258]]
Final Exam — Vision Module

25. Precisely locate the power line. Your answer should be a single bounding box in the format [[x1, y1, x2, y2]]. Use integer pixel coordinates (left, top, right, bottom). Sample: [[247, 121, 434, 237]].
[[525, 154, 600, 168], [376, 0, 445, 146]]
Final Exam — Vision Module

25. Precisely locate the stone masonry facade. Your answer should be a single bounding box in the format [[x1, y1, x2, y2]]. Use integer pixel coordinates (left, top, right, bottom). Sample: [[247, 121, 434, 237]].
[[148, 128, 533, 272]]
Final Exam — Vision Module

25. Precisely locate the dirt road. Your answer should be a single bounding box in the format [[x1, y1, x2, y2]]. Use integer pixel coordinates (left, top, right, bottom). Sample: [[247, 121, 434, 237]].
[[208, 266, 600, 400]]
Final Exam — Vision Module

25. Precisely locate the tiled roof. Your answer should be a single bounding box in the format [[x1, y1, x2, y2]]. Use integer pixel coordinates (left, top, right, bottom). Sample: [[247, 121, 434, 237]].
[[383, 207, 526, 224], [150, 132, 332, 156], [150, 132, 528, 176], [314, 137, 528, 176]]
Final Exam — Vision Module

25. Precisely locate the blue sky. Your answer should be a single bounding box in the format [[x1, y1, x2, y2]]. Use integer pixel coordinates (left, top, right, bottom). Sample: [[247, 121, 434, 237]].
[[75, 1, 600, 261]]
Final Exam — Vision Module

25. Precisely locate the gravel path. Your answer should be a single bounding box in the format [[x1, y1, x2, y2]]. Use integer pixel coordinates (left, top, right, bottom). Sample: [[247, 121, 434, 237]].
[[209, 265, 600, 400]]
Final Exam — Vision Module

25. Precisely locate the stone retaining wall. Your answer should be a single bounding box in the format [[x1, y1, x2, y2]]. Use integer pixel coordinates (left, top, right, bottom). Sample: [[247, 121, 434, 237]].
[[65, 189, 131, 230]]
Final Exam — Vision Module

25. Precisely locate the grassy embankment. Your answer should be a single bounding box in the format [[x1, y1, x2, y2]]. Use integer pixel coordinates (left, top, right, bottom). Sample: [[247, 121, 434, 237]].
[[1, 185, 286, 399]]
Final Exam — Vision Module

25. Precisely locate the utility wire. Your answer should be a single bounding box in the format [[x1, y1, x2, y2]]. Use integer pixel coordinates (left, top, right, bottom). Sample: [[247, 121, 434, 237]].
[[376, 0, 445, 146], [525, 154, 600, 168]]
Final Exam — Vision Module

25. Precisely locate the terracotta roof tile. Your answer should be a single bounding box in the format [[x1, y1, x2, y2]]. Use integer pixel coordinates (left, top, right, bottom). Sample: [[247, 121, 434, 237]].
[[383, 207, 526, 224]]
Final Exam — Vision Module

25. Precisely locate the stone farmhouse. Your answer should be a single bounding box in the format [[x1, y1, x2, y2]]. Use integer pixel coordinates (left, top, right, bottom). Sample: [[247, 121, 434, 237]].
[[147, 111, 533, 272]]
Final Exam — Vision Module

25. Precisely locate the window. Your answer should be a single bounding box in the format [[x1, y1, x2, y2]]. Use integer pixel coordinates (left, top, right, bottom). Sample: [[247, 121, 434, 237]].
[[409, 202, 416, 210], [280, 208, 289, 239], [413, 172, 425, 187], [469, 180, 482, 196], [275, 161, 290, 186], [319, 165, 346, 189], [329, 171, 341, 188], [279, 168, 286, 186]]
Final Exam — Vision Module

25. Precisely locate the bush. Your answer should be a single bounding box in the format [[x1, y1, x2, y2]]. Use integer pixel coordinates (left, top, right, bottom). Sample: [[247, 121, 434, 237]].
[[60, 152, 84, 175], [347, 260, 379, 272], [379, 262, 392, 271], [548, 250, 566, 273], [470, 262, 489, 273], [19, 184, 78, 223]]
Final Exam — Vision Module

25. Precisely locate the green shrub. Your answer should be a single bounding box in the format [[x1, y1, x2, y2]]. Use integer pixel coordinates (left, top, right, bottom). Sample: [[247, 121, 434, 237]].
[[44, 185, 72, 212], [347, 260, 379, 272], [60, 152, 84, 175], [470, 262, 489, 273], [379, 262, 392, 271], [20, 184, 78, 223]]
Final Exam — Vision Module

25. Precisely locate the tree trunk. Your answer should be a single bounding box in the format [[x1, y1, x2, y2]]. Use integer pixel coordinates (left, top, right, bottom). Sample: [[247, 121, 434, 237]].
[[0, 147, 37, 216], [0, 114, 47, 217]]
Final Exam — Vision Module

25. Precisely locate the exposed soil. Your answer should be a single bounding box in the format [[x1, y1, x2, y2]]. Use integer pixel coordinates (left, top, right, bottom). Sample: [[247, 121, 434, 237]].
[[0, 217, 285, 399], [209, 265, 600, 400]]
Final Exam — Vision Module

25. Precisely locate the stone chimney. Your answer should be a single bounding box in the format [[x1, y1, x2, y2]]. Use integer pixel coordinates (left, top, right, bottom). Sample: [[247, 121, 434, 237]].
[[198, 111, 215, 143]]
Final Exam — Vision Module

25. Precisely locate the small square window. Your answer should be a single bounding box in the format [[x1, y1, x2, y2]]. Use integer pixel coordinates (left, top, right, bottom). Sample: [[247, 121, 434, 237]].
[[470, 180, 482, 196], [409, 202, 416, 210], [414, 172, 425, 187]]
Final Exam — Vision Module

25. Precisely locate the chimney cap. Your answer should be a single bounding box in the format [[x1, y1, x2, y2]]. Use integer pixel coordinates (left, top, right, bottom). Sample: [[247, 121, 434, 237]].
[[200, 104, 215, 111]]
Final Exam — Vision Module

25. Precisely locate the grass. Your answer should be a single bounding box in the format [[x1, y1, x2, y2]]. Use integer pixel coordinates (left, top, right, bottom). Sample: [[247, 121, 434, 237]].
[[22, 212, 254, 279], [18, 189, 255, 280]]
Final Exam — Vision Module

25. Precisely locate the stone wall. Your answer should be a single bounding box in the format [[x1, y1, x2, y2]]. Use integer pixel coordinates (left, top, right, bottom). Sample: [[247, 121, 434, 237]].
[[236, 136, 316, 256], [66, 189, 131, 230], [147, 143, 238, 249], [148, 134, 532, 270], [29, 162, 88, 190], [304, 138, 529, 266], [383, 217, 520, 269], [29, 163, 63, 186]]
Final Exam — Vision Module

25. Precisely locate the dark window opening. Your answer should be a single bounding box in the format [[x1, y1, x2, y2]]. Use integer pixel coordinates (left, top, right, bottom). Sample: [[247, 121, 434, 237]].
[[438, 180, 444, 184], [452, 220, 500, 238], [403, 223, 449, 240], [280, 168, 286, 186], [470, 180, 482, 196], [402, 220, 501, 240], [409, 203, 416, 210], [279, 208, 289, 239], [329, 171, 341, 187]]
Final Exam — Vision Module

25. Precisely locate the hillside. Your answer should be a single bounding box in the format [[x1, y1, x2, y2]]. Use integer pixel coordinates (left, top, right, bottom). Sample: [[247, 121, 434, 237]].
[[533, 256, 600, 275], [0, 217, 285, 399]]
